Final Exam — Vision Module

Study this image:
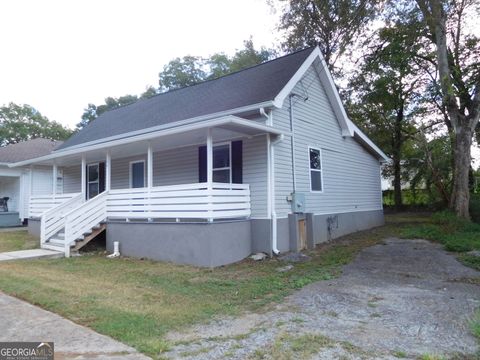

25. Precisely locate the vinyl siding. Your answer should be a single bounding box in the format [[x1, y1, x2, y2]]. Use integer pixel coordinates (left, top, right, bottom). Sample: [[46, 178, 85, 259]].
[[243, 135, 268, 218], [63, 165, 81, 193], [272, 61, 382, 217]]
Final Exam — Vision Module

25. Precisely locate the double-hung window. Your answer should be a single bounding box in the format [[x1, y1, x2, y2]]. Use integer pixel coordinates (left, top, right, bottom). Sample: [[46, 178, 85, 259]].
[[309, 147, 323, 192], [212, 144, 231, 183]]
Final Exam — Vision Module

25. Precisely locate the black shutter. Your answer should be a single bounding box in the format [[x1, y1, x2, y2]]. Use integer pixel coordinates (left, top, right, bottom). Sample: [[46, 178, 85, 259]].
[[198, 145, 207, 182], [231, 140, 243, 184], [99, 162, 106, 193]]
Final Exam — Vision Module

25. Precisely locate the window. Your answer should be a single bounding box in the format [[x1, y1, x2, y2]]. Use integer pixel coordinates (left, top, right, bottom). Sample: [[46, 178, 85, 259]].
[[213, 144, 231, 183], [87, 163, 99, 199], [130, 160, 145, 188], [309, 147, 323, 192]]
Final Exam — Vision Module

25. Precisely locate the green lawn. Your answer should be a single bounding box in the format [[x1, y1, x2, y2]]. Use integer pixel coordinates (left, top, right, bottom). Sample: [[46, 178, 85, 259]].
[[0, 230, 39, 252], [0, 213, 471, 358]]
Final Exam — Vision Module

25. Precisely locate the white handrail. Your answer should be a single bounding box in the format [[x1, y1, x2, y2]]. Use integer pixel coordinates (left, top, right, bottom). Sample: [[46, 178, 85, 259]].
[[40, 193, 83, 245], [106, 183, 250, 220], [64, 191, 108, 257], [30, 192, 81, 218]]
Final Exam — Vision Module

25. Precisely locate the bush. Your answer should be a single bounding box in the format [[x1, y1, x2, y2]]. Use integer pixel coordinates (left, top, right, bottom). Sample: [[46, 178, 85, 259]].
[[470, 193, 480, 224], [401, 210, 480, 253]]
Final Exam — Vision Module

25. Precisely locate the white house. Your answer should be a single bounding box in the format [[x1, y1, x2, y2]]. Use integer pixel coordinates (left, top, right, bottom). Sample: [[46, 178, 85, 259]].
[[8, 47, 388, 266], [0, 138, 61, 226]]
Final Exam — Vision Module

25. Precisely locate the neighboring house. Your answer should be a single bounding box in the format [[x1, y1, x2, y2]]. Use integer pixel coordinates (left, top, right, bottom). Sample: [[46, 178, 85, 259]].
[[9, 47, 388, 267], [0, 138, 62, 226]]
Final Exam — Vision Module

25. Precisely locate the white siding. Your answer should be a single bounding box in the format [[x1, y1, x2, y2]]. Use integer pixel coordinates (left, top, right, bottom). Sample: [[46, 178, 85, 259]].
[[272, 62, 382, 217], [111, 155, 147, 189], [243, 135, 268, 218], [63, 165, 81, 193], [31, 167, 54, 195], [153, 146, 197, 186]]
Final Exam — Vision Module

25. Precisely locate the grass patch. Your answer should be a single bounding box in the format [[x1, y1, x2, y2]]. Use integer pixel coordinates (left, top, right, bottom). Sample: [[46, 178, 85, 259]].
[[401, 211, 480, 253], [249, 332, 333, 360], [471, 310, 480, 340], [0, 214, 423, 358], [0, 230, 38, 253]]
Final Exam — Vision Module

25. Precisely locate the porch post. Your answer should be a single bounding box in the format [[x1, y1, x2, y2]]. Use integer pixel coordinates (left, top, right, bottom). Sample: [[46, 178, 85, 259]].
[[206, 128, 213, 184], [106, 150, 111, 191], [147, 142, 153, 189], [206, 128, 213, 222], [81, 155, 86, 199], [52, 162, 57, 196]]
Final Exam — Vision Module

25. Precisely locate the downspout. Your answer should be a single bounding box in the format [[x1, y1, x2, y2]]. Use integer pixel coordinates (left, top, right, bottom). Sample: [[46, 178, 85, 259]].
[[261, 107, 283, 255]]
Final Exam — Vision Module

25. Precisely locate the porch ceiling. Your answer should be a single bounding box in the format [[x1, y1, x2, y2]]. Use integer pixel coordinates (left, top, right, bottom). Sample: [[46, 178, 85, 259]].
[[9, 116, 287, 167]]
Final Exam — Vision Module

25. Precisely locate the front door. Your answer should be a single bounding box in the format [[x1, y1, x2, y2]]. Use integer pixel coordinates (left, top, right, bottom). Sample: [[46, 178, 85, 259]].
[[87, 163, 105, 200]]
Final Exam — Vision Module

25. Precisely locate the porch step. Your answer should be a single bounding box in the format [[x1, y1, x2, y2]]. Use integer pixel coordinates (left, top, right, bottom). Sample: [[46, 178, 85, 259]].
[[73, 223, 106, 252], [42, 243, 65, 252]]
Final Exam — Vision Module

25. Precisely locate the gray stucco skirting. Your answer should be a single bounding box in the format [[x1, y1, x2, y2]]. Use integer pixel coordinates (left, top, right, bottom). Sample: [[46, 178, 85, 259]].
[[106, 220, 252, 267], [27, 218, 41, 238]]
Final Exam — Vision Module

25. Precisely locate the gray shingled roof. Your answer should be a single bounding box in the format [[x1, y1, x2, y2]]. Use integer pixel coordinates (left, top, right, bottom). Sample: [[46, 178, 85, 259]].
[[57, 47, 315, 151], [0, 138, 63, 163]]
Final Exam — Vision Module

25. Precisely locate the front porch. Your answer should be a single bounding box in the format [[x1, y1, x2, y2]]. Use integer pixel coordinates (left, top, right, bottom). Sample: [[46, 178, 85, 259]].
[[25, 116, 281, 263]]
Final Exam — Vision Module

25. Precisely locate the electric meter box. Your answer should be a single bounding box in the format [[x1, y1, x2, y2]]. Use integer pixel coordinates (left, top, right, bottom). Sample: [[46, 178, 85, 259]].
[[291, 192, 306, 213]]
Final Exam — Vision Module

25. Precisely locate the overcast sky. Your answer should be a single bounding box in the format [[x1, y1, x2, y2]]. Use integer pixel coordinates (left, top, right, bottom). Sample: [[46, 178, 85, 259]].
[[0, 0, 279, 128]]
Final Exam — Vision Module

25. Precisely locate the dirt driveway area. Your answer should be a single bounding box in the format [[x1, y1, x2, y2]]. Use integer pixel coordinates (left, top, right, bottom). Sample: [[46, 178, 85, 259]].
[[165, 238, 480, 359]]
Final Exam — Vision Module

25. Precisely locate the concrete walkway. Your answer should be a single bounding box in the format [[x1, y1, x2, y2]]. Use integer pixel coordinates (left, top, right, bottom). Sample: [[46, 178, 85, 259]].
[[0, 292, 150, 359], [0, 249, 63, 261]]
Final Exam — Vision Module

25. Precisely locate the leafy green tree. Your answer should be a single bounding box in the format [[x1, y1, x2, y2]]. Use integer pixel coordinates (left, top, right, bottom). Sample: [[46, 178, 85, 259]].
[[158, 40, 274, 92], [349, 20, 426, 210], [77, 94, 138, 130], [0, 103, 72, 146], [273, 0, 380, 74], [414, 0, 480, 218], [158, 56, 206, 92]]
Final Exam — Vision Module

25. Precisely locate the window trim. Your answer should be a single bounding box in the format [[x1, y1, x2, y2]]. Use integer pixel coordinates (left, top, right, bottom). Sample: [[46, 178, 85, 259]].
[[129, 160, 146, 188], [212, 142, 232, 184], [308, 146, 324, 193], [87, 162, 100, 199]]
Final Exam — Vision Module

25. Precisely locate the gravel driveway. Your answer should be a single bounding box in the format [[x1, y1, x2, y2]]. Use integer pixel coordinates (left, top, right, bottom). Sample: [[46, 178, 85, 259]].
[[164, 238, 480, 359]]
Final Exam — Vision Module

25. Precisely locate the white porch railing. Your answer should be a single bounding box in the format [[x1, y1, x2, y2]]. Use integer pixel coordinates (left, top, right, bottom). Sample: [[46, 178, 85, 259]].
[[106, 182, 251, 220], [64, 191, 108, 257], [35, 182, 250, 257], [29, 193, 81, 218], [40, 193, 83, 246]]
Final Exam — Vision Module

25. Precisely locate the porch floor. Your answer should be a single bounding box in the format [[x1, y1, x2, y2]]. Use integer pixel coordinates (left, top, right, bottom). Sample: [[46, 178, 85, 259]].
[[0, 249, 63, 262]]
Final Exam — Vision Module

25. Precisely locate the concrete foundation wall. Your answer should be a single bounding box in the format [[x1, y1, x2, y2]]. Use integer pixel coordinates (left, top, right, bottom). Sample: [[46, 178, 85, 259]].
[[106, 220, 252, 267], [310, 209, 384, 244], [28, 218, 40, 238]]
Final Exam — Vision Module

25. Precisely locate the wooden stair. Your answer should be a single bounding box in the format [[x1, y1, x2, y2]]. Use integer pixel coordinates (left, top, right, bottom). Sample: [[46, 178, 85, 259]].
[[72, 223, 107, 251]]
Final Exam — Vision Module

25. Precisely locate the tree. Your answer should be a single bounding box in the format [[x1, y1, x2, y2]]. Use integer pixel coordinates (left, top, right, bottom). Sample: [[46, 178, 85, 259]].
[[158, 40, 274, 92], [77, 94, 139, 130], [273, 0, 380, 74], [415, 0, 480, 218], [349, 20, 426, 210], [0, 103, 72, 146], [158, 56, 206, 92]]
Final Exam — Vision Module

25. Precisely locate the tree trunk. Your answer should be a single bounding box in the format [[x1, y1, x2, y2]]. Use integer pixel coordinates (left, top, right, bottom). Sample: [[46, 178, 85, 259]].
[[393, 156, 403, 211], [450, 126, 473, 218]]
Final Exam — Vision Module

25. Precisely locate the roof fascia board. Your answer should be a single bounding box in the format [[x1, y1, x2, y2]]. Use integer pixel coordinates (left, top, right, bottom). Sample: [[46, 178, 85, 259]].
[[351, 122, 389, 162], [273, 47, 354, 137], [8, 116, 288, 167], [54, 100, 274, 154]]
